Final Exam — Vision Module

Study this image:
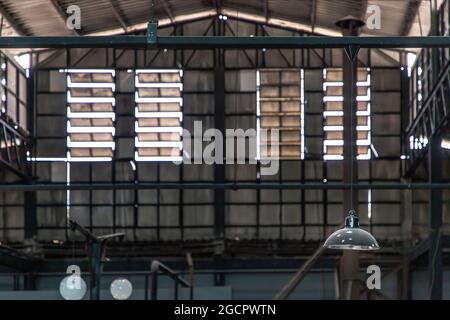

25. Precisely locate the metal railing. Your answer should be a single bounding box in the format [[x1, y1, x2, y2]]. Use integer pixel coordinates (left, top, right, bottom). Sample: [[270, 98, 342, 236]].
[[149, 257, 194, 300]]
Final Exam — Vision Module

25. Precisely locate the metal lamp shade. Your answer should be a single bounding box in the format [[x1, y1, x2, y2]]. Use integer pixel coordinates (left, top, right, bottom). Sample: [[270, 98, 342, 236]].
[[324, 210, 379, 251]]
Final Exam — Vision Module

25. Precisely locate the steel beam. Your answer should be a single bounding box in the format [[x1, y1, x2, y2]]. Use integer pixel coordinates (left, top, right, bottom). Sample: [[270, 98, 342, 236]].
[[406, 236, 431, 262], [0, 118, 31, 180], [273, 245, 326, 300], [0, 182, 450, 191], [108, 0, 128, 32], [3, 36, 450, 49], [428, 134, 443, 300], [263, 0, 269, 23], [401, 0, 422, 36], [161, 0, 175, 23], [214, 0, 222, 15], [0, 245, 40, 272], [310, 0, 317, 32], [49, 0, 79, 36], [0, 3, 28, 36]]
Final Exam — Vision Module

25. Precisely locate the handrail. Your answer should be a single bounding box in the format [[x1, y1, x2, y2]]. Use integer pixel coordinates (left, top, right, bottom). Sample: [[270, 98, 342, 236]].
[[150, 260, 193, 300], [68, 220, 125, 300], [406, 59, 450, 136]]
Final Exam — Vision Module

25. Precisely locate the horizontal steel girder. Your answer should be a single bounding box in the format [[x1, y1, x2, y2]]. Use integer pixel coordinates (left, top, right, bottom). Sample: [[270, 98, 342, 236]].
[[3, 36, 450, 49], [1, 183, 450, 191]]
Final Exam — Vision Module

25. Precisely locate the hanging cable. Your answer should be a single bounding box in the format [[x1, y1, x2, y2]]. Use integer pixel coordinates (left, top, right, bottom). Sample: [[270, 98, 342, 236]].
[[345, 47, 356, 212]]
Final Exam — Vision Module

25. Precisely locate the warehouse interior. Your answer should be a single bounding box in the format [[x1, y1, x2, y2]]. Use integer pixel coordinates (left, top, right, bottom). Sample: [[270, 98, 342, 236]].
[[0, 0, 449, 300]]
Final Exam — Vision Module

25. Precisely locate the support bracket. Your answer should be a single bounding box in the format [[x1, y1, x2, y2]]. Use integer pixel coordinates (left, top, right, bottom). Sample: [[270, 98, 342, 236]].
[[147, 20, 159, 44], [344, 45, 360, 62]]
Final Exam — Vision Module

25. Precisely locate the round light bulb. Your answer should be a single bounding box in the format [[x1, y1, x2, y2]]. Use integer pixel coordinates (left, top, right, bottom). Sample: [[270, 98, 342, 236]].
[[110, 278, 133, 300], [59, 275, 87, 300]]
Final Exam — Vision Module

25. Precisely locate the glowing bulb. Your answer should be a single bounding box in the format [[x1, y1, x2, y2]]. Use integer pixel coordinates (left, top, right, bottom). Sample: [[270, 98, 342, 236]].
[[59, 275, 87, 300], [110, 278, 133, 300]]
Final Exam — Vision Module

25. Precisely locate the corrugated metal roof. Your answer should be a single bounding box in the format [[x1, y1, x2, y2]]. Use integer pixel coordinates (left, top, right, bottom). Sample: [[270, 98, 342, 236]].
[[0, 0, 71, 35], [315, 0, 363, 30], [0, 0, 427, 37]]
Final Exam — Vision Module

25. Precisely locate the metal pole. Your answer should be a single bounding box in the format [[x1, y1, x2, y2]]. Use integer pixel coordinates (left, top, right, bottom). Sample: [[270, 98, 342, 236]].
[[89, 240, 103, 300], [186, 253, 194, 300], [144, 274, 149, 300], [174, 276, 178, 300], [150, 267, 158, 300]]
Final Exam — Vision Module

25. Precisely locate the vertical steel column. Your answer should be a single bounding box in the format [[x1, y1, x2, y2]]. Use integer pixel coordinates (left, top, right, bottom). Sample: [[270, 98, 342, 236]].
[[428, 134, 443, 300], [150, 265, 158, 300], [337, 16, 365, 300], [24, 192, 37, 240], [428, 0, 443, 300], [399, 257, 412, 300], [214, 19, 226, 243], [213, 18, 226, 287], [24, 65, 36, 241], [400, 66, 410, 169], [430, 0, 439, 85], [23, 273, 36, 290], [88, 240, 104, 300], [400, 66, 412, 299]]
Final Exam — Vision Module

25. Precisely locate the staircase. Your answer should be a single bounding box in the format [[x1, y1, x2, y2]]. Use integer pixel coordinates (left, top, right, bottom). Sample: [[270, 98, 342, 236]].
[[405, 60, 450, 177]]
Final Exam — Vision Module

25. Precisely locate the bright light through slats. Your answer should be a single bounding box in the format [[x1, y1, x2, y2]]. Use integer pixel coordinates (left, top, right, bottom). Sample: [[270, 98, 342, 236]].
[[257, 69, 304, 160], [134, 69, 183, 162], [63, 69, 116, 161], [323, 68, 371, 160]]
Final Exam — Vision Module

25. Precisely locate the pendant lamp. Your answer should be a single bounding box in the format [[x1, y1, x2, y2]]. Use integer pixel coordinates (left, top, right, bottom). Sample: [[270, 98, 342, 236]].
[[324, 209, 379, 250], [324, 41, 379, 251]]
